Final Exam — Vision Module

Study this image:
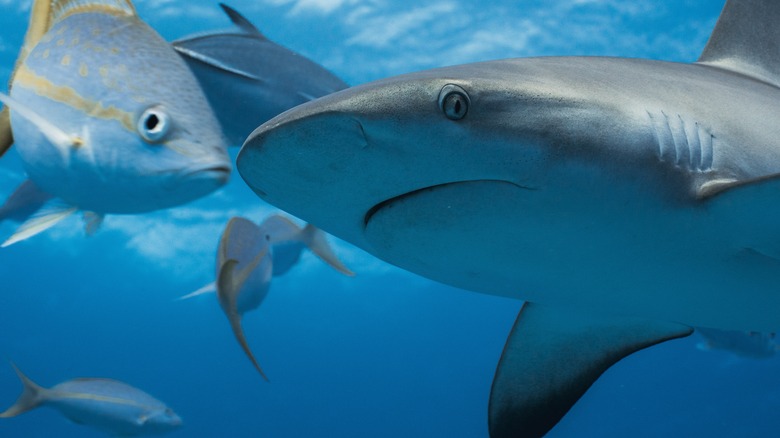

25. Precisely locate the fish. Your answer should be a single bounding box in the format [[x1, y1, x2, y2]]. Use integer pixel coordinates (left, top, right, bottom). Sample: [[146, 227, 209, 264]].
[[172, 3, 348, 146], [696, 328, 779, 359], [0, 362, 182, 436], [236, 0, 780, 435], [0, 0, 231, 246], [258, 213, 354, 277], [179, 214, 353, 379]]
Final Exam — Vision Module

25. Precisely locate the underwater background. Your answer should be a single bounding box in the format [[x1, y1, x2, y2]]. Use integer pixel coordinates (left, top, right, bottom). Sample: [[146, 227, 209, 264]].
[[0, 0, 779, 436]]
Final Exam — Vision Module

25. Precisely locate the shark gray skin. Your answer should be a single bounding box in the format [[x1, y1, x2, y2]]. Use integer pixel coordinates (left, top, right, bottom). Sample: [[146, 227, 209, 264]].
[[172, 3, 348, 146], [238, 0, 780, 436]]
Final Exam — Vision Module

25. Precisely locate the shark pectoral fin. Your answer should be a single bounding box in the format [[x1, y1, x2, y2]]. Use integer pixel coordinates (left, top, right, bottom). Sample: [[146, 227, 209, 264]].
[[177, 282, 217, 301], [488, 303, 692, 438], [0, 362, 47, 418], [219, 3, 266, 37], [697, 0, 780, 88], [301, 224, 355, 276], [2, 200, 77, 247], [0, 92, 79, 154], [217, 259, 270, 381], [0, 107, 13, 157]]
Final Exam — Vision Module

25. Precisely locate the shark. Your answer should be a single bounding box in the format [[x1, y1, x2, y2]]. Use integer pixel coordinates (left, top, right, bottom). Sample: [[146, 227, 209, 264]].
[[236, 0, 780, 436]]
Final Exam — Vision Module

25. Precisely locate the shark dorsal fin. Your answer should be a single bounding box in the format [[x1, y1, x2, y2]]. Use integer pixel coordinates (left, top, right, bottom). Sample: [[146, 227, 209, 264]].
[[697, 0, 780, 88], [50, 0, 137, 24]]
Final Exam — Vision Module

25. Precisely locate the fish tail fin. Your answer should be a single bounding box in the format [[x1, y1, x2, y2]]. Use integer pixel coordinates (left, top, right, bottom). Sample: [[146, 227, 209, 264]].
[[217, 259, 270, 381], [0, 362, 46, 418], [301, 224, 355, 276]]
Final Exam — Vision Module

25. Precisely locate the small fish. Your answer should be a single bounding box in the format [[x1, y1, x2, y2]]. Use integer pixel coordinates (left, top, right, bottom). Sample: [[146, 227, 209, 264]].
[[0, 0, 231, 246], [0, 362, 182, 436], [180, 214, 353, 379], [172, 3, 348, 146], [215, 216, 273, 380], [259, 214, 354, 277], [696, 328, 779, 359]]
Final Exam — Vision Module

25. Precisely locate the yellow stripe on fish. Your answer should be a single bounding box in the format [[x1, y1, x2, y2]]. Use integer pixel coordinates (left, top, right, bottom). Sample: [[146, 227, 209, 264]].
[[51, 390, 159, 411], [13, 63, 135, 133]]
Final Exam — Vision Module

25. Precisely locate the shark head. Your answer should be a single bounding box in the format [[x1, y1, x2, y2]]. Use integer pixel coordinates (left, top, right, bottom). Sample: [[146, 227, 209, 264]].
[[239, 54, 780, 330]]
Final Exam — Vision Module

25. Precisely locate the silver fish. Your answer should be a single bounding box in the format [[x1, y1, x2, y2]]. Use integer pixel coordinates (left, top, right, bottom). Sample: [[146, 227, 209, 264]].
[[0, 362, 182, 436], [0, 0, 231, 246], [180, 214, 353, 379], [696, 328, 779, 359], [172, 3, 348, 146], [238, 0, 780, 435]]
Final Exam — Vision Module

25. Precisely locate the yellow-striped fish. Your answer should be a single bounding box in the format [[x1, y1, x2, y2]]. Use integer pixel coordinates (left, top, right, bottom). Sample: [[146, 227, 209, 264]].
[[0, 0, 231, 245], [1, 362, 182, 435]]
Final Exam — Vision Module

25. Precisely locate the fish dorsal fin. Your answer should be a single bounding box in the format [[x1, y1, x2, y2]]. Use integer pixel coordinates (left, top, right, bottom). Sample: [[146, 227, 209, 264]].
[[50, 0, 137, 24], [697, 0, 780, 88], [219, 3, 266, 38]]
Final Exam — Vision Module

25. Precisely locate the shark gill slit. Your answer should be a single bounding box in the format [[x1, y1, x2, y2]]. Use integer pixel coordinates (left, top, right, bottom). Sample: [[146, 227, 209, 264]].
[[648, 110, 714, 172]]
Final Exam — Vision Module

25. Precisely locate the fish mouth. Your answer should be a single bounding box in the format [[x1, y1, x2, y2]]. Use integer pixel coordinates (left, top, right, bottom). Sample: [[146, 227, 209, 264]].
[[179, 163, 232, 183]]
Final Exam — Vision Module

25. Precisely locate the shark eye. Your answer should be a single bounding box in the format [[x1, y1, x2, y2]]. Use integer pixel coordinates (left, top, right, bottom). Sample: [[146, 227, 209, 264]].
[[438, 84, 470, 121], [138, 107, 171, 143]]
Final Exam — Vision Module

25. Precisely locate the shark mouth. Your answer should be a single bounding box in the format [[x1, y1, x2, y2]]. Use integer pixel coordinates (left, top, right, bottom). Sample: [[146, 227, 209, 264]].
[[364, 179, 533, 227]]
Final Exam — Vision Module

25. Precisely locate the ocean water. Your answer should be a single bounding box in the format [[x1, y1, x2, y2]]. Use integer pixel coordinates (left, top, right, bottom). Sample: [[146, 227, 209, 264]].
[[1, 1, 779, 437]]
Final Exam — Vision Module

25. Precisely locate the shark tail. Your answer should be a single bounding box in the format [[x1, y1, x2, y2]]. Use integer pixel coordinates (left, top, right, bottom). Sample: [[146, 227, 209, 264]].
[[0, 362, 47, 418], [301, 224, 355, 277]]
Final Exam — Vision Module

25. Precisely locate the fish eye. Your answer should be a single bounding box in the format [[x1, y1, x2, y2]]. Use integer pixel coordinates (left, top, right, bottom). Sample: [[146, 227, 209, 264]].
[[137, 107, 171, 143], [438, 84, 470, 121]]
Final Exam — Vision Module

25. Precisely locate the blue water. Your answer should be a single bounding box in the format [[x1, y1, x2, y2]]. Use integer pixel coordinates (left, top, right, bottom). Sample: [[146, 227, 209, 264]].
[[1, 1, 779, 436]]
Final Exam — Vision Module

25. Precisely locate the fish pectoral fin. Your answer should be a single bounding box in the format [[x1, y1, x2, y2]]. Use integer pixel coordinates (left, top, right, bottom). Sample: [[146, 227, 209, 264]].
[[0, 92, 81, 154], [177, 281, 217, 301], [0, 179, 54, 223], [0, 107, 13, 157], [216, 259, 270, 381], [301, 224, 355, 276], [219, 3, 266, 37], [488, 302, 692, 438], [2, 199, 77, 247]]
